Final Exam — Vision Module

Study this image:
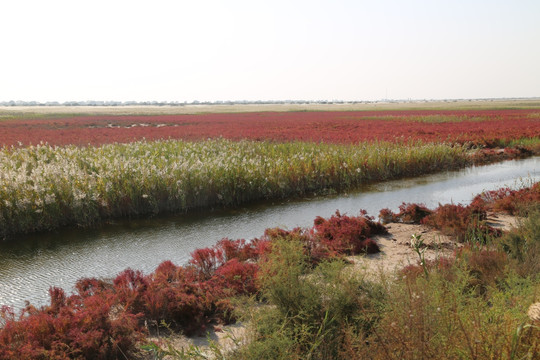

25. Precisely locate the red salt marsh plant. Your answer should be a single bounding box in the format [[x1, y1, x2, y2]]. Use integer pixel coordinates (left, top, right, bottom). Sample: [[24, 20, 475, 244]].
[[380, 200, 498, 243], [381, 182, 540, 243], [0, 260, 255, 358], [0, 287, 143, 360], [379, 203, 432, 224], [472, 182, 540, 215], [312, 210, 385, 256], [0, 210, 386, 357], [0, 109, 539, 147], [261, 211, 386, 265]]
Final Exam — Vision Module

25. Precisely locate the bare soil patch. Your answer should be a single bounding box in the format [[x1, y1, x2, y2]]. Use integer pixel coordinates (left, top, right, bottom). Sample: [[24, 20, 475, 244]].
[[348, 223, 455, 281], [349, 212, 519, 281], [485, 212, 520, 231], [145, 323, 248, 359]]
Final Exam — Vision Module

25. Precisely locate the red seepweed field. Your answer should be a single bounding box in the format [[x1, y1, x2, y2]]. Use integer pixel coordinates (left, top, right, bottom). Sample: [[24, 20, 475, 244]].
[[1, 109, 539, 147]]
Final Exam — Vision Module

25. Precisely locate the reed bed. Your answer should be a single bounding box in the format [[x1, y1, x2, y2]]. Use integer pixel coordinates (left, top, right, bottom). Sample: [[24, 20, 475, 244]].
[[0, 139, 469, 238]]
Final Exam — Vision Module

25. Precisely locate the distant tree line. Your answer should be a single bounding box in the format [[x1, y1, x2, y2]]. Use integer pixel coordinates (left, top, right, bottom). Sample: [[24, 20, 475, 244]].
[[0, 100, 396, 107], [1, 98, 535, 107]]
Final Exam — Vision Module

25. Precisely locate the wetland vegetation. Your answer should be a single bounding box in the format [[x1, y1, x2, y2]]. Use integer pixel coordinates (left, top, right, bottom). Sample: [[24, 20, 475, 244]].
[[1, 105, 539, 359]]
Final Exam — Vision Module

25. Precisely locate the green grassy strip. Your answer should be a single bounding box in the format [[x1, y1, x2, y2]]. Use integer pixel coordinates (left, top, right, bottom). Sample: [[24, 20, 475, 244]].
[[360, 114, 496, 123], [0, 112, 97, 121], [0, 139, 469, 238], [505, 137, 540, 148]]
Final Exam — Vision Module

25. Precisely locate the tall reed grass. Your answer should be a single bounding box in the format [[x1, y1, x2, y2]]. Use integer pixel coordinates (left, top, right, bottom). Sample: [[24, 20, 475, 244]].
[[0, 139, 469, 237]]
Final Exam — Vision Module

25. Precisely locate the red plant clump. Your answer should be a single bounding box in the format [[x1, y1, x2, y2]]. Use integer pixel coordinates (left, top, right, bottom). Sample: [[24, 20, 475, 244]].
[[1, 109, 539, 147], [0, 211, 387, 355], [383, 182, 540, 241], [189, 238, 266, 279], [260, 212, 386, 264], [217, 238, 260, 262], [0, 244, 265, 357], [380, 201, 498, 242], [213, 259, 259, 296], [138, 266, 234, 335], [472, 183, 540, 215], [0, 287, 143, 360], [312, 210, 385, 257], [423, 204, 501, 242], [262, 226, 325, 263], [189, 247, 226, 279], [379, 203, 433, 224]]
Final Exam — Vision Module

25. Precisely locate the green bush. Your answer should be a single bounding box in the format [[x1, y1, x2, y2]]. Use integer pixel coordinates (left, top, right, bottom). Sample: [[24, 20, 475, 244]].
[[238, 238, 385, 360], [364, 261, 539, 360], [499, 209, 540, 278]]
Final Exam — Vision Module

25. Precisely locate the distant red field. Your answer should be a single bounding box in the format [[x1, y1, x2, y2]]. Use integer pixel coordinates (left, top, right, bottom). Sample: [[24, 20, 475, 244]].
[[0, 109, 539, 147]]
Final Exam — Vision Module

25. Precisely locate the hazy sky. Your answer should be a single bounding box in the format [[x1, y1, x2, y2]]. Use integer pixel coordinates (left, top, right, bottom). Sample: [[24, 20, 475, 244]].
[[1, 0, 539, 102]]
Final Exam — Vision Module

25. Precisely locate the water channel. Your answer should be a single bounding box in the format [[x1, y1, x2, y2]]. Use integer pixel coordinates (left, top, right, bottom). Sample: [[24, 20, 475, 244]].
[[1, 156, 539, 310]]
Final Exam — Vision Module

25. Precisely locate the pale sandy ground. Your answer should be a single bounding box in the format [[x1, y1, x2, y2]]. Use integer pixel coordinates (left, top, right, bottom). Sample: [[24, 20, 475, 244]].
[[146, 322, 248, 359], [146, 212, 519, 358], [350, 212, 519, 281], [349, 222, 456, 281], [1, 99, 540, 117]]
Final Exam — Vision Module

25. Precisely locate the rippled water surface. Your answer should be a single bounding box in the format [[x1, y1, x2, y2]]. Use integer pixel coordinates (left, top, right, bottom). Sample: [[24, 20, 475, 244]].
[[1, 157, 539, 309]]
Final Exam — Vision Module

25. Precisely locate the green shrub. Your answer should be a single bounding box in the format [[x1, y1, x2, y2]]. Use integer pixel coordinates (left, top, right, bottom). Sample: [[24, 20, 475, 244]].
[[499, 210, 540, 278], [242, 238, 385, 359], [365, 262, 539, 360]]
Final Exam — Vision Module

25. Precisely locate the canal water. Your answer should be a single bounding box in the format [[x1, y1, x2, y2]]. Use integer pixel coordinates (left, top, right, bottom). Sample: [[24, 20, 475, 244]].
[[1, 156, 539, 310]]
